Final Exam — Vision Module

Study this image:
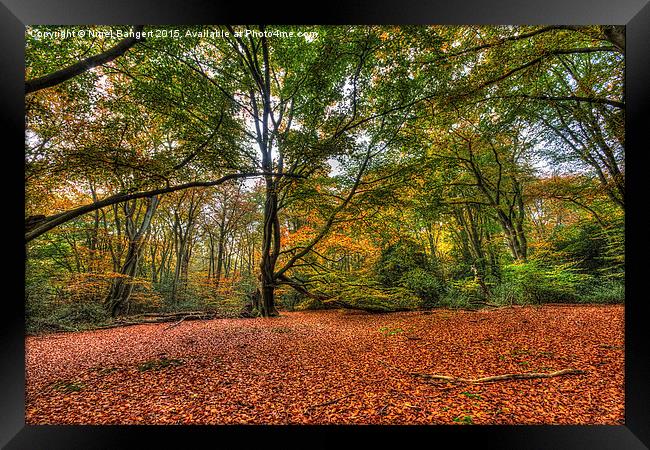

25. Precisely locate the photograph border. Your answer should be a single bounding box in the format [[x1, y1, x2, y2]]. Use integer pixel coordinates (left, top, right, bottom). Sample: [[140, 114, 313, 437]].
[[2, 0, 649, 447]]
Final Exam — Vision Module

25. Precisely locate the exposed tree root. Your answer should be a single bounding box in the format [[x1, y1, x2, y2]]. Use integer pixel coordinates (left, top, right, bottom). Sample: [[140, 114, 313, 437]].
[[410, 368, 587, 383]]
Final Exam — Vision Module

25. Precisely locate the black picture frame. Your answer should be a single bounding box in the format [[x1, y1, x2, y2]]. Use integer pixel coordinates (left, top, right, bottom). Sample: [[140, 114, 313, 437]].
[[3, 1, 648, 448]]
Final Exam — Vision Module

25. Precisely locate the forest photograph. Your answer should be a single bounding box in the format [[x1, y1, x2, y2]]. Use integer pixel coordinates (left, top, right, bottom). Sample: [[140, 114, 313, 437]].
[[24, 24, 625, 425]]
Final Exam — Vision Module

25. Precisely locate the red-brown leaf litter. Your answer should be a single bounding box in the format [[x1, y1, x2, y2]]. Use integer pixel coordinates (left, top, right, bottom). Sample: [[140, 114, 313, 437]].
[[25, 305, 624, 425]]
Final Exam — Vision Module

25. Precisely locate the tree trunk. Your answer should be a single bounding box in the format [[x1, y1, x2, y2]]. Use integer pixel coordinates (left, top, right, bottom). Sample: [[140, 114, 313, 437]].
[[104, 196, 159, 317], [496, 211, 527, 262], [215, 235, 225, 285], [258, 181, 280, 317], [105, 242, 140, 317]]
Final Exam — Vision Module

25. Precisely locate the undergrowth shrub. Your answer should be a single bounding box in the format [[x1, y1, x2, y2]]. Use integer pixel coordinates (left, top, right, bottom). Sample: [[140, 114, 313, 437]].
[[296, 270, 422, 312], [28, 300, 109, 334], [577, 278, 625, 304], [377, 240, 429, 287], [277, 288, 303, 311], [437, 290, 473, 309], [376, 240, 446, 307], [294, 297, 327, 311], [324, 284, 422, 312], [160, 272, 257, 317], [496, 260, 589, 304], [438, 278, 481, 308], [400, 268, 445, 307]]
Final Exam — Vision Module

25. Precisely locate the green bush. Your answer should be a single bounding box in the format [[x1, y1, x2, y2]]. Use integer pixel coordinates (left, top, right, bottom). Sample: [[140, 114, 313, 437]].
[[578, 278, 624, 304], [377, 240, 429, 287], [297, 270, 422, 312], [438, 278, 482, 308], [438, 289, 473, 309], [549, 218, 624, 276], [400, 268, 445, 307], [491, 279, 526, 306], [294, 297, 328, 310], [496, 260, 589, 304], [26, 289, 55, 332], [28, 301, 110, 334], [551, 222, 607, 272], [377, 240, 446, 306], [277, 289, 304, 311]]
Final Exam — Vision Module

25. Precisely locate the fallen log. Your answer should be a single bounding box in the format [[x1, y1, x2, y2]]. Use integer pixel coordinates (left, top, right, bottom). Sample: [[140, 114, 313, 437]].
[[94, 312, 216, 330], [133, 311, 210, 319], [410, 368, 587, 383], [117, 314, 213, 324]]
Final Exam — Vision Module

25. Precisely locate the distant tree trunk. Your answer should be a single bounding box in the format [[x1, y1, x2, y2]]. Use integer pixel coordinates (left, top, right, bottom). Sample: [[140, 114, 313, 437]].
[[215, 232, 225, 285], [463, 138, 528, 263], [170, 212, 183, 303], [104, 195, 159, 317], [250, 288, 261, 314], [495, 207, 527, 263], [105, 240, 140, 316], [206, 231, 214, 280], [87, 182, 101, 273], [158, 237, 171, 285], [170, 191, 200, 303], [150, 244, 158, 284]]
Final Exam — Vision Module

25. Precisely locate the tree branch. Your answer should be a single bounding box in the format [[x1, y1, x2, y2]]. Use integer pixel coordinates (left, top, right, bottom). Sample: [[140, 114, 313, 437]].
[[25, 172, 302, 242], [26, 25, 145, 94]]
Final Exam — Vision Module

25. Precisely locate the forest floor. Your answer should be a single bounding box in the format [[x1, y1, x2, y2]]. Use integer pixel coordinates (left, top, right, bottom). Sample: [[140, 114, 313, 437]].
[[25, 305, 624, 425]]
